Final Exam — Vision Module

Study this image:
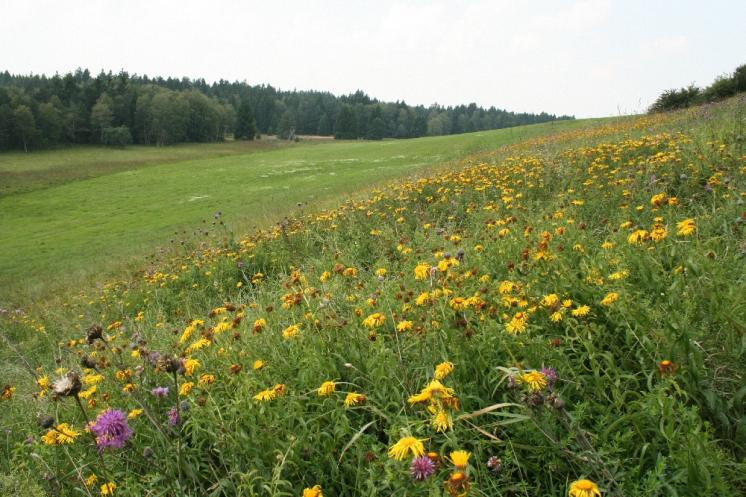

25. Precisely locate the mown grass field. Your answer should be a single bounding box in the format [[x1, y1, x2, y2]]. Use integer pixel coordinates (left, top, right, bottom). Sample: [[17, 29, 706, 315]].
[[0, 119, 592, 303], [1, 99, 745, 497]]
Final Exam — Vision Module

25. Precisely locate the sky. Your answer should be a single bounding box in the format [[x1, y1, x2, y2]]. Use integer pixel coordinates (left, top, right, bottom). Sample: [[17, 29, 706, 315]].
[[1, 0, 744, 118]]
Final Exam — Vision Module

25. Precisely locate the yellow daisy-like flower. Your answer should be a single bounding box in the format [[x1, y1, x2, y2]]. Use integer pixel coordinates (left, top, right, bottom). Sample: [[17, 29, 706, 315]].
[[600, 292, 619, 306], [676, 218, 696, 236], [519, 371, 547, 392], [434, 361, 455, 380], [568, 479, 601, 497], [179, 382, 194, 396], [183, 358, 200, 376], [362, 313, 385, 329], [571, 305, 591, 317], [317, 381, 336, 397], [42, 423, 80, 445], [550, 311, 564, 322], [127, 409, 144, 419], [84, 474, 97, 487], [430, 409, 453, 432], [505, 311, 529, 334], [199, 373, 216, 385], [414, 263, 432, 280], [343, 392, 366, 407], [302, 485, 323, 497], [388, 436, 426, 460], [100, 481, 117, 496], [627, 229, 649, 244], [252, 359, 265, 370], [449, 450, 470, 469], [396, 320, 413, 332], [282, 324, 301, 339], [253, 388, 276, 402]]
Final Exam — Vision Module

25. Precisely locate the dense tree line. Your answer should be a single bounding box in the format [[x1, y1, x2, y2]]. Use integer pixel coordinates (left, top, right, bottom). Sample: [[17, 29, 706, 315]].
[[649, 62, 746, 113], [0, 69, 572, 151]]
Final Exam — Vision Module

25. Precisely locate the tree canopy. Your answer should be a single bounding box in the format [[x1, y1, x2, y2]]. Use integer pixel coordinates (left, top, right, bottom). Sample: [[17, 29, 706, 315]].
[[0, 68, 573, 151]]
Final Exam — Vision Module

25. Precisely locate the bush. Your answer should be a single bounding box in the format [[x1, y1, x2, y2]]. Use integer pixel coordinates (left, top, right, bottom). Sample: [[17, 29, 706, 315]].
[[102, 126, 133, 148]]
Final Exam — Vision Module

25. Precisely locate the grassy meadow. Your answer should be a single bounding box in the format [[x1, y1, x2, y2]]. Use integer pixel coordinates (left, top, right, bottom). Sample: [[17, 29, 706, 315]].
[[0, 119, 590, 303], [1, 98, 745, 497]]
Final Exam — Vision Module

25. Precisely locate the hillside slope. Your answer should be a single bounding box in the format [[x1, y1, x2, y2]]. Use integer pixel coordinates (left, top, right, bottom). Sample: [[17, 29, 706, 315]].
[[1, 98, 744, 497]]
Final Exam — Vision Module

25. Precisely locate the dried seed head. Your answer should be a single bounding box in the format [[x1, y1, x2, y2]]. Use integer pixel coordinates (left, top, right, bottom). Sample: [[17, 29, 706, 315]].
[[85, 324, 103, 344], [53, 371, 82, 397]]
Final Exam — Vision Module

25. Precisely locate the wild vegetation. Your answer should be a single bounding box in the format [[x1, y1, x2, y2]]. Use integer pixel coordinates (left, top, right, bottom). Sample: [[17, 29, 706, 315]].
[[649, 62, 746, 113], [0, 69, 572, 151], [1, 96, 744, 496]]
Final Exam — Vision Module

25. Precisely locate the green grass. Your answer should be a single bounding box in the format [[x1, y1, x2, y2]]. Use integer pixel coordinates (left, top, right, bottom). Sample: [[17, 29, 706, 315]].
[[0, 119, 596, 304]]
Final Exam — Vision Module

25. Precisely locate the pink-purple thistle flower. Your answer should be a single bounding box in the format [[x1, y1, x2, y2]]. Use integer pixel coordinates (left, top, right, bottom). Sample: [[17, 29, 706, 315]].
[[540, 367, 558, 389], [167, 406, 180, 426], [409, 455, 435, 481], [89, 409, 133, 450], [152, 386, 169, 398]]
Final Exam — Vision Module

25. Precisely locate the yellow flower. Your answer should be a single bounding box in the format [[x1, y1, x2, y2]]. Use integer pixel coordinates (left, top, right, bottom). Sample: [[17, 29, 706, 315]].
[[571, 305, 591, 317], [343, 392, 366, 407], [2, 385, 16, 400], [414, 263, 431, 280], [100, 481, 117, 496], [42, 423, 80, 445], [600, 292, 619, 306], [540, 294, 560, 308], [84, 474, 97, 487], [362, 313, 385, 329], [676, 218, 696, 236], [183, 358, 200, 376], [388, 436, 426, 460], [252, 359, 265, 370], [449, 297, 467, 310], [550, 311, 564, 322], [520, 371, 547, 392], [627, 229, 649, 244], [282, 324, 301, 339], [303, 485, 323, 497], [253, 388, 276, 402], [375, 268, 387, 277], [318, 381, 336, 397], [199, 373, 216, 385], [185, 337, 211, 354], [650, 226, 667, 241], [434, 361, 455, 380], [568, 479, 601, 497], [319, 271, 331, 282], [449, 450, 470, 469], [179, 382, 194, 396], [127, 409, 144, 419], [430, 409, 453, 432], [505, 312, 528, 334], [650, 192, 667, 207], [396, 320, 413, 332]]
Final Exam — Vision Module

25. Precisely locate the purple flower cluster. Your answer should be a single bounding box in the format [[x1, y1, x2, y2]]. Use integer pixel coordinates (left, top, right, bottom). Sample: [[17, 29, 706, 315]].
[[540, 367, 558, 389], [167, 406, 181, 426], [89, 409, 133, 450], [152, 386, 169, 398], [409, 455, 435, 481]]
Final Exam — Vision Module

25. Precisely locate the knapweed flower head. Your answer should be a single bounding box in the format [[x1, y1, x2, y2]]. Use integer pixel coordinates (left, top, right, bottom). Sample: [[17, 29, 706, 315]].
[[409, 455, 436, 481], [151, 386, 169, 398], [568, 479, 601, 497], [167, 406, 180, 426], [539, 367, 558, 389], [388, 436, 426, 460], [89, 409, 133, 450]]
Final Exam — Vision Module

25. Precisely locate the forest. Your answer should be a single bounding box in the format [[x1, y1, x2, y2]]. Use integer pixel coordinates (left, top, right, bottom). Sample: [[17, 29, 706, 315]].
[[0, 69, 572, 151]]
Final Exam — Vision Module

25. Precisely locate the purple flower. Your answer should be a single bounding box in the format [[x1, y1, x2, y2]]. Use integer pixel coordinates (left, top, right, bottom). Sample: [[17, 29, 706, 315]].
[[540, 367, 558, 390], [409, 455, 435, 481], [89, 409, 133, 450], [151, 386, 169, 398], [167, 406, 180, 426]]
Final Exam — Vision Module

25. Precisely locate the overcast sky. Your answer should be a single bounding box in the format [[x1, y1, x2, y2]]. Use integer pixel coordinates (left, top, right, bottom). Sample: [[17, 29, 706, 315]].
[[1, 0, 744, 118]]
